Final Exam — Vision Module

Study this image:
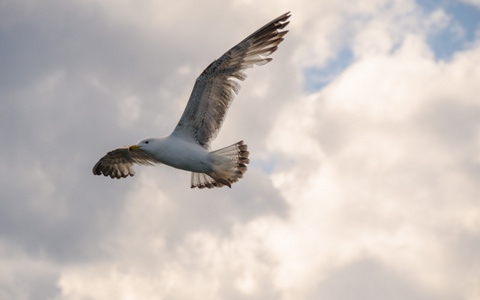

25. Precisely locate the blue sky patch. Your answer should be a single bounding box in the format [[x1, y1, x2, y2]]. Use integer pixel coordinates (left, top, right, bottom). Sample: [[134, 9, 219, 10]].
[[304, 1, 480, 93], [304, 47, 353, 93], [418, 0, 480, 60]]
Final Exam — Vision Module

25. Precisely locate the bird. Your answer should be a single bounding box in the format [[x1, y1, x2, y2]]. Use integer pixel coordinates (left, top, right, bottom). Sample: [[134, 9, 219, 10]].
[[92, 12, 290, 188]]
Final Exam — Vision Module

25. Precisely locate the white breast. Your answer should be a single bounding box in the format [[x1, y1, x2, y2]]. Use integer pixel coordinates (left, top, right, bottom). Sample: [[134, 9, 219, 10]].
[[145, 135, 213, 173]]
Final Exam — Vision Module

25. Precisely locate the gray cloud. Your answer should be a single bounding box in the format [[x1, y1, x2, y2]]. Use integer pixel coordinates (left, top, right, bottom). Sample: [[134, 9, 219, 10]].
[[307, 258, 457, 300]]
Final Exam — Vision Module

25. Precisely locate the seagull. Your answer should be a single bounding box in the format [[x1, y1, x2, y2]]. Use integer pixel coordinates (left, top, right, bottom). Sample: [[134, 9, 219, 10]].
[[93, 12, 290, 188]]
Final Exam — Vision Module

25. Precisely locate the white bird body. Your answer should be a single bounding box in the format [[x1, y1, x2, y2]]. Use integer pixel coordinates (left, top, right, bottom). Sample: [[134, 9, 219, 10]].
[[135, 135, 213, 173], [93, 12, 290, 188]]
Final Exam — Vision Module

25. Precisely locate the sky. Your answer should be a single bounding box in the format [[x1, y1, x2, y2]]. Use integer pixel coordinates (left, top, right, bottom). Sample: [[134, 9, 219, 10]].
[[1, 0, 480, 299]]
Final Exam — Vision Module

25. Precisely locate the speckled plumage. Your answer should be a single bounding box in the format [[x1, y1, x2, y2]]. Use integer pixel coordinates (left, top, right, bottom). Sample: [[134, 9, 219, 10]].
[[93, 12, 290, 188], [173, 12, 290, 148]]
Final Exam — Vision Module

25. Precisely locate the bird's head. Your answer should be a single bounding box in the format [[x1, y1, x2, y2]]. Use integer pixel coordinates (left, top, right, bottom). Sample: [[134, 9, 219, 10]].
[[129, 138, 153, 152]]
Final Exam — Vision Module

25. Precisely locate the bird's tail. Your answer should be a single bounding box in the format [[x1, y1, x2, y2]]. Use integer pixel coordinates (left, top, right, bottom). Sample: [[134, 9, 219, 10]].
[[191, 141, 249, 189]]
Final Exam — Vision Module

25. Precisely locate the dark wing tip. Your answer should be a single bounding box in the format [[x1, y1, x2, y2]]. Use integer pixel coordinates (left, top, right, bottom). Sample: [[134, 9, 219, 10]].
[[92, 147, 137, 179], [92, 160, 135, 179], [275, 12, 291, 25]]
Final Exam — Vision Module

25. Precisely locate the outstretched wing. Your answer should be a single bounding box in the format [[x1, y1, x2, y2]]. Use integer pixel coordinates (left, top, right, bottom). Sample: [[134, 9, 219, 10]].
[[172, 12, 290, 148], [92, 147, 159, 179]]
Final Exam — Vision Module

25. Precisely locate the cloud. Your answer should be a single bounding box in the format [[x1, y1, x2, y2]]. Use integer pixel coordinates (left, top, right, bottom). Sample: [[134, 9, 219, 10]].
[[1, 0, 479, 299], [306, 257, 458, 300]]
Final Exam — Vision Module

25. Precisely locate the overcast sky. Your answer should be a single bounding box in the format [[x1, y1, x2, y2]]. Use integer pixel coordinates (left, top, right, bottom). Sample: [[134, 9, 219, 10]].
[[1, 0, 480, 299]]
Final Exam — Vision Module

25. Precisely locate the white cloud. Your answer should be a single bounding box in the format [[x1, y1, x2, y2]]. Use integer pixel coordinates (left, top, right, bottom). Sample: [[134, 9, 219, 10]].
[[460, 0, 480, 8], [264, 14, 480, 297]]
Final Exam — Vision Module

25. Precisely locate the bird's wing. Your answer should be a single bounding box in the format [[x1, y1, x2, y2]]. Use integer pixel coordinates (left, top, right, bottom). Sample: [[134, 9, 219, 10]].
[[92, 147, 160, 179], [172, 12, 290, 148]]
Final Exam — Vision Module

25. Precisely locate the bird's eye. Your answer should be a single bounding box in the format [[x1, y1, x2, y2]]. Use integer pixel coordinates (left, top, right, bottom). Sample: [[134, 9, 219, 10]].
[[145, 141, 149, 144]]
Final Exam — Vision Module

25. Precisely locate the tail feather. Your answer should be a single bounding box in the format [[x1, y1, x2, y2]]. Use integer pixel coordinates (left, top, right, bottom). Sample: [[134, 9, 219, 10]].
[[191, 172, 225, 189], [191, 140, 249, 189]]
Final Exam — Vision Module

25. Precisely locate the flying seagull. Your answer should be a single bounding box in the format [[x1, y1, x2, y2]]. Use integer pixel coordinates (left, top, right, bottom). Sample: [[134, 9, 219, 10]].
[[93, 12, 290, 188]]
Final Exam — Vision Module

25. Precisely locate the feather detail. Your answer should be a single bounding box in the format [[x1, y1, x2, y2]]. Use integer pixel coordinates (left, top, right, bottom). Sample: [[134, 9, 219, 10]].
[[173, 12, 291, 148], [92, 147, 159, 179], [191, 140, 250, 189]]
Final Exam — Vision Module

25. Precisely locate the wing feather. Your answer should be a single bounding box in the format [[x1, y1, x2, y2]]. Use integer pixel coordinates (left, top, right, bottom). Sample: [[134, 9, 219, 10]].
[[172, 12, 291, 148], [92, 147, 160, 179]]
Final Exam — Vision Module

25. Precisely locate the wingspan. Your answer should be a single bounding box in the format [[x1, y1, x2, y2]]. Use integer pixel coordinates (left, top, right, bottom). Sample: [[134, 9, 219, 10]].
[[92, 147, 159, 179], [172, 12, 291, 148]]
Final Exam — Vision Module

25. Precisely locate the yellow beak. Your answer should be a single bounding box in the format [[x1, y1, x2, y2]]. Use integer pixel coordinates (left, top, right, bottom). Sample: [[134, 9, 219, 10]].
[[129, 145, 140, 151]]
